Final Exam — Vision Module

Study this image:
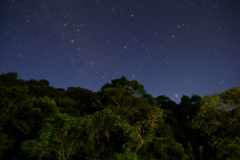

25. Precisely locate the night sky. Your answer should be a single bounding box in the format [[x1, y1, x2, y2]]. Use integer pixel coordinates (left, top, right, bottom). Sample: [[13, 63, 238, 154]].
[[1, 0, 240, 102]]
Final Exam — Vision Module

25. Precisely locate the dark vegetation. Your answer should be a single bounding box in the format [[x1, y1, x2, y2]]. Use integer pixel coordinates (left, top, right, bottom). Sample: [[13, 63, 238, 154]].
[[0, 72, 239, 160]]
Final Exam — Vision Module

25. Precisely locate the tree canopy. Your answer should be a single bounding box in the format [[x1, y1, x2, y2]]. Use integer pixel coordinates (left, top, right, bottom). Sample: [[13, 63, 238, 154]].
[[0, 72, 239, 160]]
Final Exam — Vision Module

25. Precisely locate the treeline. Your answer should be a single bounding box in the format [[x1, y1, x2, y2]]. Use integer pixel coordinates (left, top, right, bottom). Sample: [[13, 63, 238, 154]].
[[0, 72, 239, 160]]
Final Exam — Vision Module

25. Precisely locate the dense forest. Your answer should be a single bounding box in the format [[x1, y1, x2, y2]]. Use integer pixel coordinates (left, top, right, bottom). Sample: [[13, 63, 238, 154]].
[[0, 72, 239, 160]]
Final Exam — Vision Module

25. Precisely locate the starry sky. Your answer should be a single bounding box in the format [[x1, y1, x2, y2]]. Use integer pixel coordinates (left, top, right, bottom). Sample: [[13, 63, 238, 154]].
[[1, 0, 240, 102]]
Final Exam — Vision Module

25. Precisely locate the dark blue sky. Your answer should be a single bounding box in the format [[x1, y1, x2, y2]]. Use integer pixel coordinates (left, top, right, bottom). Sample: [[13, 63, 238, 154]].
[[1, 0, 240, 102]]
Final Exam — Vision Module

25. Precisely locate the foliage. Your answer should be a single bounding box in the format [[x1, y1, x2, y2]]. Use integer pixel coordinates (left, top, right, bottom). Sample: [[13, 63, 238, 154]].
[[0, 72, 239, 159], [192, 87, 240, 159]]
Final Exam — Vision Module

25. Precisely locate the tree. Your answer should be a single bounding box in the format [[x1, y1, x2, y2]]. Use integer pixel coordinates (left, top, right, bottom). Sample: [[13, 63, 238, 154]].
[[0, 84, 30, 159], [101, 76, 147, 97], [27, 79, 56, 98], [191, 87, 240, 159], [2, 72, 238, 159], [156, 95, 202, 159], [21, 113, 82, 160], [66, 87, 93, 115], [0, 72, 18, 87], [0, 82, 58, 159], [91, 77, 186, 159], [221, 86, 240, 108], [92, 77, 158, 124], [21, 109, 143, 160]]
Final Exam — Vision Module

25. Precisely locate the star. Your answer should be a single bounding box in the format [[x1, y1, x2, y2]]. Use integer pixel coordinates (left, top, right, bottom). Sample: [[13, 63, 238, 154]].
[[0, 0, 238, 104]]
